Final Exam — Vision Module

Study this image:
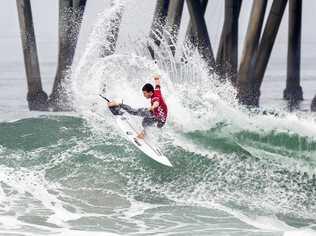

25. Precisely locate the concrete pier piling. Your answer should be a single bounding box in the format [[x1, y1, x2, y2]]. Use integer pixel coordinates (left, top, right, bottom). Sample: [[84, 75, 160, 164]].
[[312, 96, 316, 112], [253, 0, 288, 106], [148, 0, 170, 58], [49, 0, 87, 111], [166, 0, 184, 56], [16, 0, 48, 111], [284, 0, 303, 103], [72, 0, 86, 9], [100, 1, 124, 57], [184, 0, 208, 51], [216, 0, 242, 64], [237, 0, 267, 106], [217, 0, 242, 83], [186, 0, 215, 73]]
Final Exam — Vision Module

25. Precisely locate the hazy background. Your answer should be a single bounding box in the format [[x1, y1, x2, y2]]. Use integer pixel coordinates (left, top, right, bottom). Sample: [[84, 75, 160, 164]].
[[0, 0, 315, 112]]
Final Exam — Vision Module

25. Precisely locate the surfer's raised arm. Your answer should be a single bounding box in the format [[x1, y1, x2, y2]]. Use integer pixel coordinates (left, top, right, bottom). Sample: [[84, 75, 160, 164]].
[[150, 75, 161, 111], [153, 75, 161, 89]]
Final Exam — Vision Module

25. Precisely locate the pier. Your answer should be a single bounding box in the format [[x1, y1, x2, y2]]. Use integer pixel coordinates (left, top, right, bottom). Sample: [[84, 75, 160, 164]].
[[15, 0, 314, 111]]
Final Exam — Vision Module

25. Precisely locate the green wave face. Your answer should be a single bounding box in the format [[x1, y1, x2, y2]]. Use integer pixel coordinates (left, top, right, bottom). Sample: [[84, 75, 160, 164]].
[[0, 115, 315, 235]]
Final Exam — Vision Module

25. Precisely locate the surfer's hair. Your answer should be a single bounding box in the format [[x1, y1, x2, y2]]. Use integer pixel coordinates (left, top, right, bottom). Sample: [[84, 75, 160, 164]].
[[142, 83, 154, 93]]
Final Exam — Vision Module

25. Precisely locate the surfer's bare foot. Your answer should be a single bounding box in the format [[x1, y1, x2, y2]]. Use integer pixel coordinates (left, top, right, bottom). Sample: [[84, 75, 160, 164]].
[[107, 101, 121, 107], [137, 131, 145, 139]]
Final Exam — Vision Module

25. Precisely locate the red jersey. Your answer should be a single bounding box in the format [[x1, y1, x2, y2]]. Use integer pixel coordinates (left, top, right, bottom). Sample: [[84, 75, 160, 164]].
[[151, 85, 168, 122]]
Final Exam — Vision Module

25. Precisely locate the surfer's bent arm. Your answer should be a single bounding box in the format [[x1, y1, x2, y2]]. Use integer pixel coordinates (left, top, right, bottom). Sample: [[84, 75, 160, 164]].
[[154, 75, 160, 88], [149, 101, 159, 112]]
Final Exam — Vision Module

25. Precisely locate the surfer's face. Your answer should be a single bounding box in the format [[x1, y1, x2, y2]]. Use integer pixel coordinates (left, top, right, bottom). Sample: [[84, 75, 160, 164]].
[[143, 91, 153, 99]]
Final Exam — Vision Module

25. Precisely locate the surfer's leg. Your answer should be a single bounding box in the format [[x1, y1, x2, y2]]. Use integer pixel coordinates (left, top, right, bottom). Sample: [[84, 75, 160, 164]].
[[157, 120, 165, 128], [121, 104, 151, 117], [138, 117, 156, 139], [142, 117, 156, 128]]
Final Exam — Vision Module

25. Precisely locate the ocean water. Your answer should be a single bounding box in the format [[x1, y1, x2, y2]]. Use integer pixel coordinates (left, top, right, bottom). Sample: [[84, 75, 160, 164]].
[[0, 1, 316, 236]]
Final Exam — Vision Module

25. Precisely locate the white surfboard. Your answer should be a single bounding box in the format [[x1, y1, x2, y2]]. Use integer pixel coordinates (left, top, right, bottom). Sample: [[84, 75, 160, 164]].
[[115, 114, 172, 167]]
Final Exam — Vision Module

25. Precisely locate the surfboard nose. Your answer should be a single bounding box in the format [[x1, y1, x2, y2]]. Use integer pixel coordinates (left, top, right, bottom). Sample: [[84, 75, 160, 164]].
[[161, 157, 173, 167]]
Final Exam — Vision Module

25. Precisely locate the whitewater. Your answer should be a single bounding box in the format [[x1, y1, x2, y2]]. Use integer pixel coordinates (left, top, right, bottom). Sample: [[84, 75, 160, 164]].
[[0, 0, 316, 235]]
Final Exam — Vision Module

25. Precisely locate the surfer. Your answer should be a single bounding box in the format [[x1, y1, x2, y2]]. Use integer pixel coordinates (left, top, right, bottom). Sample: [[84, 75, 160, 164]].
[[107, 75, 168, 139]]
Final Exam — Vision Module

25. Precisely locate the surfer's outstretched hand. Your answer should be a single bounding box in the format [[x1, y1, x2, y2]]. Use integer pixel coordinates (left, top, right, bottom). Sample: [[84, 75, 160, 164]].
[[108, 101, 122, 107], [153, 75, 160, 87]]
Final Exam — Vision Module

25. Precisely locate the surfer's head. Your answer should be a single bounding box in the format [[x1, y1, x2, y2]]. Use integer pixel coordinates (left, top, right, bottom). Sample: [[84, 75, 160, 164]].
[[142, 83, 154, 99]]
